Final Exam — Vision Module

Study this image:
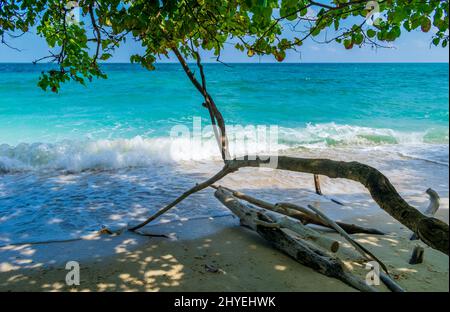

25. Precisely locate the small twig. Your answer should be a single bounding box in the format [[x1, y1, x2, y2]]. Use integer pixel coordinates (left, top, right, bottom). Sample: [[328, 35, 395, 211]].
[[132, 231, 170, 239]]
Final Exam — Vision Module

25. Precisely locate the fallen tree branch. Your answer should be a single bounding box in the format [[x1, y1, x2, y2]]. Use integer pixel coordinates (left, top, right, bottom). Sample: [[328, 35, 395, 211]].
[[215, 187, 340, 253], [225, 156, 449, 255], [305, 204, 404, 292], [214, 187, 377, 292], [128, 165, 235, 231], [211, 184, 384, 235], [129, 156, 448, 256]]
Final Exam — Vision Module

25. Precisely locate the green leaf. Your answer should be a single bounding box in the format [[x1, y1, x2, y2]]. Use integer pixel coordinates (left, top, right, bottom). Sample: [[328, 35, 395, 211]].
[[100, 53, 112, 61], [367, 29, 376, 38], [421, 17, 432, 33], [344, 39, 353, 50]]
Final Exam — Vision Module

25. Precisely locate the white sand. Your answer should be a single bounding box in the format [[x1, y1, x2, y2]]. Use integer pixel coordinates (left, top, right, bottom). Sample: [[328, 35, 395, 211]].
[[0, 207, 448, 292]]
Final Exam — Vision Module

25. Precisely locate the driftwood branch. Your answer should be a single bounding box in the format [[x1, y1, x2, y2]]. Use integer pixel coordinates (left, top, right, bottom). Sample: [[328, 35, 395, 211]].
[[407, 189, 440, 265], [128, 165, 235, 231], [214, 187, 377, 292], [305, 204, 389, 273], [305, 204, 405, 292], [211, 185, 384, 235], [215, 187, 340, 252], [410, 188, 440, 240], [225, 156, 449, 255], [215, 187, 403, 291]]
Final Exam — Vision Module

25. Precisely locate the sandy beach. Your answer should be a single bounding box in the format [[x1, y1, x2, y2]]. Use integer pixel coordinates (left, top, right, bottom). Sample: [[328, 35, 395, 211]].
[[0, 0, 449, 296], [1, 144, 449, 292], [0, 205, 448, 292]]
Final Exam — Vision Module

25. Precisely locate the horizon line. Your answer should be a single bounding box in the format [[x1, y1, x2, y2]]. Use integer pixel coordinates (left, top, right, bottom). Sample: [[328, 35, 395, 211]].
[[0, 61, 448, 64]]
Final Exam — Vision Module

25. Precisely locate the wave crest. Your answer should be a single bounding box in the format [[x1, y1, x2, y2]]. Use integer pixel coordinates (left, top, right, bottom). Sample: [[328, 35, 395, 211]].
[[278, 123, 448, 147], [0, 137, 174, 173], [0, 123, 448, 173]]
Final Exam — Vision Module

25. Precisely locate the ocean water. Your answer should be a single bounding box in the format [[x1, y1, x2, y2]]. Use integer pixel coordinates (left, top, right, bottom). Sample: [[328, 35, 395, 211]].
[[0, 63, 448, 246]]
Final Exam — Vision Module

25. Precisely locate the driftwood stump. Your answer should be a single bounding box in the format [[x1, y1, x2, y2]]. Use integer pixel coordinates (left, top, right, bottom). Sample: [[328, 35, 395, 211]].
[[408, 189, 440, 265], [409, 246, 425, 265]]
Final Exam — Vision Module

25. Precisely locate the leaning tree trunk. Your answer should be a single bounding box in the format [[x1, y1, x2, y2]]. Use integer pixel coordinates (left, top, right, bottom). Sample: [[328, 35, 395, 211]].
[[130, 155, 448, 255], [225, 156, 449, 255]]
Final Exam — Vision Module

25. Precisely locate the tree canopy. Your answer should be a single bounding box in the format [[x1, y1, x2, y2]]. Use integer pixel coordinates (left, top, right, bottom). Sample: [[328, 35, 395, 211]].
[[1, 0, 448, 92]]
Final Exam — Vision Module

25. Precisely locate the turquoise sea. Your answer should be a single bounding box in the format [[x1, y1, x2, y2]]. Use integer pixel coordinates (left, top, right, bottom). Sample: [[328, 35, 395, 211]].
[[0, 63, 448, 245], [0, 63, 448, 146]]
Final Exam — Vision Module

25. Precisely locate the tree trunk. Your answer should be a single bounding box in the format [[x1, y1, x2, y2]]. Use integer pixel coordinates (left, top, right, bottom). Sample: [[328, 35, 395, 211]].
[[225, 156, 449, 255], [130, 156, 448, 256]]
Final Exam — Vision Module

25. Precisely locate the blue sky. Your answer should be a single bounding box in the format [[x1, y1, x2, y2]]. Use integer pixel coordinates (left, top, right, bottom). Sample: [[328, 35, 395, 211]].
[[0, 27, 448, 63]]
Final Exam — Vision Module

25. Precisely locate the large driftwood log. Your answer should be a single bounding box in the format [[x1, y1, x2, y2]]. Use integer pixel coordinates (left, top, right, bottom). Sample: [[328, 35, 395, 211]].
[[214, 187, 376, 292], [228, 192, 403, 291], [214, 188, 340, 252], [211, 185, 384, 235], [225, 156, 449, 255]]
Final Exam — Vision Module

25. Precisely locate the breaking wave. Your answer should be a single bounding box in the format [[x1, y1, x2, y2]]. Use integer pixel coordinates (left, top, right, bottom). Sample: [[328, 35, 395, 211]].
[[0, 123, 448, 173], [277, 123, 448, 147]]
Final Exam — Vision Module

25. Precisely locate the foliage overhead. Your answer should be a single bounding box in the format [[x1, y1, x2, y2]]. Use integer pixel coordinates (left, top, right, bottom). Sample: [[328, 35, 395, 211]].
[[1, 0, 448, 91]]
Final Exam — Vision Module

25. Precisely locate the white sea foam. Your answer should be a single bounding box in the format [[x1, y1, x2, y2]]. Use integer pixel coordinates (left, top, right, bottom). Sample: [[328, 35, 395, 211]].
[[0, 124, 448, 173], [278, 123, 448, 147]]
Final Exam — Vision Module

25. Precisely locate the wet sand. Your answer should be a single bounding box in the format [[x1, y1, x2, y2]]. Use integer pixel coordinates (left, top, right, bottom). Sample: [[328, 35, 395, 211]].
[[0, 207, 448, 292]]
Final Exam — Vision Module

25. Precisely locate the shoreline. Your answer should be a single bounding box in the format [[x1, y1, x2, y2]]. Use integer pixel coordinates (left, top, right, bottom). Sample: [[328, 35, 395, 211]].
[[1, 207, 448, 292], [1, 142, 449, 292]]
